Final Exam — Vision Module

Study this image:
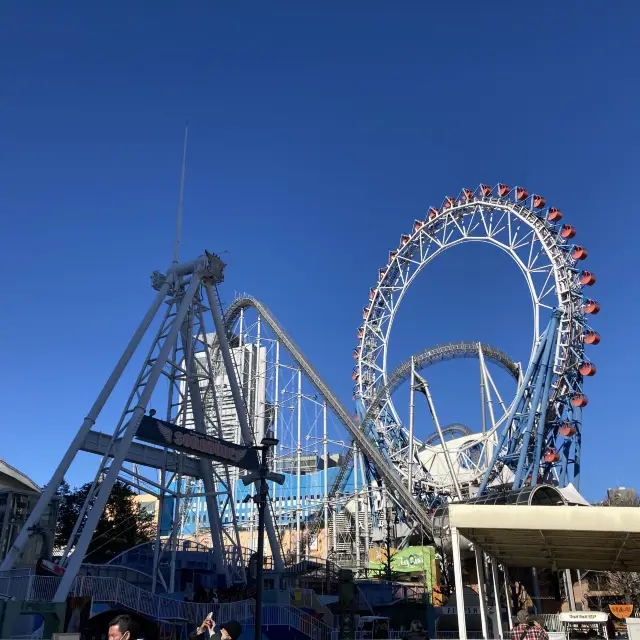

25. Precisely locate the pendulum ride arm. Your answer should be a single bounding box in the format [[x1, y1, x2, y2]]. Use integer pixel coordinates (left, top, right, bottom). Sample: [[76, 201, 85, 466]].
[[204, 286, 286, 570], [180, 323, 229, 583]]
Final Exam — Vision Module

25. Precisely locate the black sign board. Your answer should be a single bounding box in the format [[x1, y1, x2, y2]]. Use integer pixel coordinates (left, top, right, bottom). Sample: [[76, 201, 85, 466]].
[[136, 415, 259, 471]]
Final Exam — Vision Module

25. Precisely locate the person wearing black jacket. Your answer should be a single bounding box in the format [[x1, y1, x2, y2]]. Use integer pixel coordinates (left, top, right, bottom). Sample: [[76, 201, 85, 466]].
[[188, 617, 242, 640]]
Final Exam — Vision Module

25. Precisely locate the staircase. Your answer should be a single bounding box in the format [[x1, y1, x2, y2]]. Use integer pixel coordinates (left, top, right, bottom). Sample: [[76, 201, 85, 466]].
[[291, 588, 335, 627], [0, 575, 333, 640]]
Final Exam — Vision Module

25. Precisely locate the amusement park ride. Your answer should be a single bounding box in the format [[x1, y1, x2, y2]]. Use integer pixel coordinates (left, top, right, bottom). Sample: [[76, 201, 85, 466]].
[[0, 180, 599, 602]]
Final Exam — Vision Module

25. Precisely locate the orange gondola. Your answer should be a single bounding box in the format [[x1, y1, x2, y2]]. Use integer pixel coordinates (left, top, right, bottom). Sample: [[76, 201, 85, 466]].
[[461, 188, 474, 201], [544, 448, 560, 463], [428, 207, 439, 219], [580, 271, 596, 286], [559, 422, 577, 437], [444, 196, 456, 208], [400, 234, 410, 247], [584, 299, 600, 315], [547, 207, 563, 222], [516, 186, 529, 201], [561, 224, 577, 239], [414, 219, 424, 232], [497, 183, 511, 196], [533, 194, 546, 209], [572, 246, 588, 260], [583, 330, 601, 345], [480, 184, 492, 196], [389, 250, 398, 263], [579, 361, 597, 376], [571, 393, 588, 408]]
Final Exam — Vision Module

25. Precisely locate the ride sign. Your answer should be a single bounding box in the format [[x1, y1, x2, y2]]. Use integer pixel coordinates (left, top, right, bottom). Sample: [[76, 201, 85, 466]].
[[610, 605, 634, 619], [135, 415, 258, 471]]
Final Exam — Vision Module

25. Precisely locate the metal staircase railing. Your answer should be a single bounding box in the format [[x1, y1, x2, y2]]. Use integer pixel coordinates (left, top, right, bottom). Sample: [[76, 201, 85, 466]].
[[292, 588, 335, 628], [0, 575, 333, 639], [0, 575, 252, 623]]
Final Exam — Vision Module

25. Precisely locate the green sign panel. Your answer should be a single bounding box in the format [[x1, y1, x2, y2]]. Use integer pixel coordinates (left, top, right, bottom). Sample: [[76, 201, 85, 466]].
[[368, 546, 436, 590]]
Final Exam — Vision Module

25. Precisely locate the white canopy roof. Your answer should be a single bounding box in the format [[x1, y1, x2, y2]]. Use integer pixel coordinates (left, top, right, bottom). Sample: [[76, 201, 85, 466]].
[[448, 504, 640, 571]]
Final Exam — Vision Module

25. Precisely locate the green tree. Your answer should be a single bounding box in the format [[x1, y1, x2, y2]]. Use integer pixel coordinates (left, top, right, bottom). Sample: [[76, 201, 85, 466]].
[[55, 481, 155, 564], [599, 488, 640, 608]]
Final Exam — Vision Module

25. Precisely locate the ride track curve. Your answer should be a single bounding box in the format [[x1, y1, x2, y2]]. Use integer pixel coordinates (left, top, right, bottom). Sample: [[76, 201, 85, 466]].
[[304, 341, 521, 545], [220, 295, 434, 534]]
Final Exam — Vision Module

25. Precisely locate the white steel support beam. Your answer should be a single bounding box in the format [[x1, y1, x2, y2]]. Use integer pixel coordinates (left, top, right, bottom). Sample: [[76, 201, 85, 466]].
[[503, 565, 514, 630], [354, 445, 361, 568], [323, 400, 329, 561], [169, 458, 183, 593], [151, 467, 166, 594], [408, 357, 415, 495], [360, 452, 370, 563], [296, 368, 302, 564], [475, 546, 489, 640], [273, 341, 280, 511], [416, 372, 463, 501], [565, 568, 576, 611], [451, 526, 467, 640], [491, 556, 505, 640]]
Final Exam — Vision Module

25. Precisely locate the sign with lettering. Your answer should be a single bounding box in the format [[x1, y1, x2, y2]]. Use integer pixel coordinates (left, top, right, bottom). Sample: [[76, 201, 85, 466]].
[[136, 415, 258, 471], [433, 606, 497, 615], [609, 605, 633, 619]]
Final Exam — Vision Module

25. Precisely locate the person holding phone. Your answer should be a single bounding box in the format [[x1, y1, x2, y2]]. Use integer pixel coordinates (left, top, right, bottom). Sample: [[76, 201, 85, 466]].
[[189, 616, 242, 640]]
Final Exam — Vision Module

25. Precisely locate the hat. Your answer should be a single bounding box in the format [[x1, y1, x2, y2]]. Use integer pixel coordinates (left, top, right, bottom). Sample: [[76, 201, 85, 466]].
[[517, 610, 529, 624], [220, 620, 242, 640]]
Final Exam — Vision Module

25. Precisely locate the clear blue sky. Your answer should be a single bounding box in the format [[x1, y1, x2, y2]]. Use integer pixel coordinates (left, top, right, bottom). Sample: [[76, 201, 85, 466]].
[[1, 2, 638, 502]]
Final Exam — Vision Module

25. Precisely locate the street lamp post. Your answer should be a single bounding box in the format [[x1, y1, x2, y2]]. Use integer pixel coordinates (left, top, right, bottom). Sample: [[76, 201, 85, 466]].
[[242, 431, 285, 640], [254, 446, 269, 640]]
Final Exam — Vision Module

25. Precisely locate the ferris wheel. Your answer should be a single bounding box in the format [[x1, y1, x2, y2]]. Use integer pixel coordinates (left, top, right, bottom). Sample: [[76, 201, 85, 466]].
[[353, 183, 599, 501]]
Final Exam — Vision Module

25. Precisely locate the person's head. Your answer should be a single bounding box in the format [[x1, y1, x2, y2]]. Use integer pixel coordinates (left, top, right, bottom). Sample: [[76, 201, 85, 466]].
[[516, 610, 529, 625], [219, 620, 242, 640], [108, 615, 135, 640]]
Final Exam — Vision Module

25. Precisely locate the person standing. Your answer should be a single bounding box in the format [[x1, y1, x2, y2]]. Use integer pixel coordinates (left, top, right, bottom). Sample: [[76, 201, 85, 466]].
[[511, 610, 549, 640], [108, 615, 137, 640]]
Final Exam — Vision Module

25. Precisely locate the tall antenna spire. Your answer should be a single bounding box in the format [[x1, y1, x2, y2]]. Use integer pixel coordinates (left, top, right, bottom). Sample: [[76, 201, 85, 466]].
[[173, 124, 188, 265]]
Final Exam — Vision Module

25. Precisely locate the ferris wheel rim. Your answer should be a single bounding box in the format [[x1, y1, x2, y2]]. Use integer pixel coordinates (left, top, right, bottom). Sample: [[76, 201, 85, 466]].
[[354, 184, 593, 468]]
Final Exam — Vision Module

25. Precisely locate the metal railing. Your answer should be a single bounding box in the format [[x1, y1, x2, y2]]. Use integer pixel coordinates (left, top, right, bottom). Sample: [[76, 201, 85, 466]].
[[0, 575, 332, 640], [262, 605, 332, 640], [292, 588, 335, 627], [0, 575, 253, 624]]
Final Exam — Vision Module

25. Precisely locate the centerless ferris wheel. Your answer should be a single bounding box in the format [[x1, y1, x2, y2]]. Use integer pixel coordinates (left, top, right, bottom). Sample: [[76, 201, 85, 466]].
[[353, 182, 599, 508]]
